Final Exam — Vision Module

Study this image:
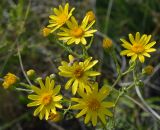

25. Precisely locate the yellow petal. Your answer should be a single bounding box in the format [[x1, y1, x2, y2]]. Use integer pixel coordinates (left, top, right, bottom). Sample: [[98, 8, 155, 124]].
[[85, 71, 101, 76], [33, 105, 44, 116], [146, 48, 156, 52], [72, 80, 79, 95], [138, 55, 145, 63], [121, 43, 132, 49], [53, 95, 63, 101], [120, 50, 130, 55], [45, 109, 49, 120], [27, 101, 41, 107], [65, 78, 74, 89], [85, 112, 91, 124], [143, 52, 150, 57], [129, 33, 135, 44], [144, 35, 151, 45], [55, 103, 63, 108], [84, 60, 98, 71], [53, 85, 61, 96], [98, 112, 106, 124], [101, 102, 115, 108], [91, 112, 97, 126], [135, 32, 140, 42], [76, 108, 87, 118], [81, 37, 87, 45], [120, 38, 131, 45], [28, 95, 40, 100], [103, 109, 113, 117], [131, 54, 137, 62], [145, 41, 156, 49]]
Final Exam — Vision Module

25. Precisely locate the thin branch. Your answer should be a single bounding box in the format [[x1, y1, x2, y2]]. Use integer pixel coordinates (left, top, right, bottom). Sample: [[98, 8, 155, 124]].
[[135, 86, 160, 121]]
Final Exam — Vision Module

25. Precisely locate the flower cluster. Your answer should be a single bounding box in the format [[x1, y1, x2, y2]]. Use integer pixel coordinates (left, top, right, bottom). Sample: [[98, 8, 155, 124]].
[[1, 2, 158, 129], [44, 3, 97, 45]]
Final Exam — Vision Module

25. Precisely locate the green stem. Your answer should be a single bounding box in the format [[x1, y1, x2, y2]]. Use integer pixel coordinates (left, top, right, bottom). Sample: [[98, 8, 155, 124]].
[[16, 88, 33, 93], [111, 74, 122, 88], [86, 36, 94, 50], [19, 82, 31, 89], [82, 45, 88, 58], [17, 42, 33, 86], [111, 50, 120, 74], [56, 40, 82, 58]]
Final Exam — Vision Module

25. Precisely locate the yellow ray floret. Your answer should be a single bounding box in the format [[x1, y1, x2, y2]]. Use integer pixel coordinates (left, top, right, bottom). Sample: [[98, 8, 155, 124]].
[[120, 32, 156, 63], [58, 55, 100, 95], [27, 77, 63, 120], [47, 3, 75, 33], [58, 16, 97, 45], [71, 83, 114, 126]]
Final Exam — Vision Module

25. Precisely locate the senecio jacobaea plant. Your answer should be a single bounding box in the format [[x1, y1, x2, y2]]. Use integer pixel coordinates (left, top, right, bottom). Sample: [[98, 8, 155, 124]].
[[1, 2, 159, 129]]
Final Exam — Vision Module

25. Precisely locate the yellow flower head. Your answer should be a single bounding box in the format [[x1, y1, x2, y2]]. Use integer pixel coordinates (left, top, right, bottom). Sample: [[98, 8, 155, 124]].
[[2, 73, 18, 89], [71, 83, 114, 126], [42, 27, 51, 37], [58, 16, 97, 45], [120, 32, 156, 63], [47, 3, 75, 33], [58, 55, 100, 95], [85, 11, 96, 23], [102, 37, 113, 49], [27, 77, 63, 120]]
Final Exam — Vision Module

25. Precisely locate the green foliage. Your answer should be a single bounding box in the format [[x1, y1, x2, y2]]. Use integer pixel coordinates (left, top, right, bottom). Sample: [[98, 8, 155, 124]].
[[0, 0, 160, 130]]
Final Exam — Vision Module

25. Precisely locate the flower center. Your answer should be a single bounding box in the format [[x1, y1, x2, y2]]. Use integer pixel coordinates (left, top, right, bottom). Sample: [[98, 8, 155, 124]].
[[87, 98, 101, 111], [57, 14, 67, 24], [41, 94, 52, 105], [71, 27, 84, 38], [74, 67, 84, 78], [132, 44, 144, 53]]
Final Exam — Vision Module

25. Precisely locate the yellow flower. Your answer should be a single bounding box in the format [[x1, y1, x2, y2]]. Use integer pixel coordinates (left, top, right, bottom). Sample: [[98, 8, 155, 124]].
[[42, 27, 51, 37], [85, 11, 96, 23], [71, 83, 114, 126], [27, 77, 63, 120], [102, 37, 113, 49], [47, 3, 75, 33], [120, 32, 156, 63], [2, 73, 18, 89], [58, 55, 100, 95], [58, 16, 97, 45]]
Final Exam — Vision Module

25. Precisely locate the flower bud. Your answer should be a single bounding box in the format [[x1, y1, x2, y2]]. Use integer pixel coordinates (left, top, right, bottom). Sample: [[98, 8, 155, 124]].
[[27, 69, 36, 79], [102, 37, 113, 49], [49, 74, 56, 79], [42, 27, 51, 37], [85, 11, 95, 23], [48, 112, 63, 122], [2, 73, 19, 89], [142, 65, 154, 75]]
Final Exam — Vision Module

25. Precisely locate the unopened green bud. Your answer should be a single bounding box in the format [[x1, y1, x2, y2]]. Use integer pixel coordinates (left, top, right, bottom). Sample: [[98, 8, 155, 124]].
[[49, 74, 56, 79], [27, 69, 36, 79]]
